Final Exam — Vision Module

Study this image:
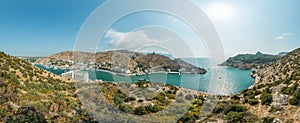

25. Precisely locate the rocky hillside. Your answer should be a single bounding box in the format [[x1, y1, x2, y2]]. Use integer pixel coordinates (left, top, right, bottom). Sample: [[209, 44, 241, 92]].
[[35, 51, 93, 63], [1, 50, 299, 122], [220, 51, 281, 70], [191, 49, 300, 123], [242, 48, 300, 122], [187, 49, 300, 123], [0, 52, 94, 122], [36, 50, 207, 74], [253, 48, 300, 84]]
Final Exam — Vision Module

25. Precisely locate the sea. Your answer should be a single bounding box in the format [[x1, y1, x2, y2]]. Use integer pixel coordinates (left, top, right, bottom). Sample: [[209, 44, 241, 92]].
[[35, 58, 254, 94]]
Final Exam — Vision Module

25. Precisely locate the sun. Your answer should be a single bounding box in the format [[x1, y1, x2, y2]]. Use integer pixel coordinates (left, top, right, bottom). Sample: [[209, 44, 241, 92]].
[[205, 2, 234, 21]]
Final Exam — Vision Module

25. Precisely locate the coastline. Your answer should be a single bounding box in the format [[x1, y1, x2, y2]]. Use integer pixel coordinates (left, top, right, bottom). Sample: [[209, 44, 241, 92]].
[[35, 63, 255, 94]]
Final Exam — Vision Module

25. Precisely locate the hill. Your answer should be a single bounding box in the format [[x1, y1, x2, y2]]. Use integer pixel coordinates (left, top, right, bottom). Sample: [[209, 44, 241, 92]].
[[2, 49, 299, 122], [36, 50, 207, 74], [35, 51, 94, 63], [0, 51, 94, 122], [241, 48, 300, 122], [183, 49, 299, 123], [219, 51, 281, 70]]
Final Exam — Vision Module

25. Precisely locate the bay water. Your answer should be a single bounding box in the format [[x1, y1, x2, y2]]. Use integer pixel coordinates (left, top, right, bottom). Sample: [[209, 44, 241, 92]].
[[36, 58, 254, 94]]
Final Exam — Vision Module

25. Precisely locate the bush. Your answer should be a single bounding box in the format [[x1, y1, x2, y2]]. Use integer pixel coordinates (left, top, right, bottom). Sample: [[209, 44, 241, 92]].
[[281, 86, 289, 94], [231, 95, 240, 100], [178, 112, 196, 123], [224, 104, 247, 114], [293, 88, 300, 99], [119, 104, 134, 113], [282, 84, 299, 96], [167, 94, 176, 99], [192, 99, 203, 106], [145, 105, 162, 112], [289, 97, 299, 105], [213, 104, 224, 113], [261, 116, 274, 123], [248, 99, 259, 105], [225, 111, 244, 123], [260, 92, 273, 105], [134, 106, 148, 115], [124, 97, 136, 102], [7, 107, 44, 123], [114, 96, 124, 106]]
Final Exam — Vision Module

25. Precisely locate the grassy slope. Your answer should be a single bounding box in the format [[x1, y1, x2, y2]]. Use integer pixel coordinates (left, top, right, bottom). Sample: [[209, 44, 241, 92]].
[[0, 52, 94, 122]]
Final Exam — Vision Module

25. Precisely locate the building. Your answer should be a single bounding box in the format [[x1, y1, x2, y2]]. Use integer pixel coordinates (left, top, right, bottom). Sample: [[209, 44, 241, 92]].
[[62, 70, 89, 82]]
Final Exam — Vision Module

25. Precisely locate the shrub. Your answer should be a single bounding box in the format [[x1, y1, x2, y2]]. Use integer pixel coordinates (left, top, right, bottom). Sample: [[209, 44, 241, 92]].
[[248, 99, 259, 105], [225, 111, 244, 123], [134, 106, 148, 115], [113, 96, 124, 106], [261, 116, 274, 123], [260, 92, 273, 105], [119, 104, 134, 113], [281, 87, 289, 94], [192, 99, 203, 106], [213, 104, 224, 113], [178, 112, 196, 123], [293, 88, 300, 99], [224, 104, 247, 114], [231, 95, 240, 100], [289, 97, 299, 105], [145, 105, 162, 112], [7, 107, 44, 123]]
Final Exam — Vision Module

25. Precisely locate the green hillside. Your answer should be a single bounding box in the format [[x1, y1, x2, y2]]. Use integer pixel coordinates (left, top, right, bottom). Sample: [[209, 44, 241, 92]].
[[0, 52, 94, 122]]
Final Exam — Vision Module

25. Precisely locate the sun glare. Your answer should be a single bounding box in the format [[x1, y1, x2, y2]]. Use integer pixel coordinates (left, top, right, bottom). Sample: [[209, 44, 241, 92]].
[[206, 2, 234, 21]]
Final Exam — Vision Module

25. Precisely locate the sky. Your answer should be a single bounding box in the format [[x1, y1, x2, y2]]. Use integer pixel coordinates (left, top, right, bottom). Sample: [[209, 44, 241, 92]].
[[0, 0, 299, 57]]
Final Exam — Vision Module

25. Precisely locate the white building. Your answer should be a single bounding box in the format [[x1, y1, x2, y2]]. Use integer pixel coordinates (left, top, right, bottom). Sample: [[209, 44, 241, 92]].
[[62, 70, 89, 82]]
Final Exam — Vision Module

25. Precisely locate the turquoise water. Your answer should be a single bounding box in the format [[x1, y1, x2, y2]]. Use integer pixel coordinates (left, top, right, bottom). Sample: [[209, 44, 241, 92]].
[[36, 58, 254, 94], [35, 64, 70, 75], [91, 58, 254, 93]]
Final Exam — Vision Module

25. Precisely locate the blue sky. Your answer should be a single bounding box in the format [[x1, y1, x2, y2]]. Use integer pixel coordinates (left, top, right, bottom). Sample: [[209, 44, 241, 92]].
[[0, 0, 299, 57]]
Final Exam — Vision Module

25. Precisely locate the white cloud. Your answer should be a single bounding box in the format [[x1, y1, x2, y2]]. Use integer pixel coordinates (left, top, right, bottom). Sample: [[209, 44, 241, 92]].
[[103, 28, 210, 58], [105, 29, 161, 50], [275, 33, 293, 40]]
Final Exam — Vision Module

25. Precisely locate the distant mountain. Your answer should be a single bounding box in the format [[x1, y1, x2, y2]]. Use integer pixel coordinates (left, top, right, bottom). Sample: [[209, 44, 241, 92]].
[[36, 51, 207, 74], [35, 51, 94, 63], [0, 52, 94, 122], [278, 52, 288, 56], [219, 51, 281, 70]]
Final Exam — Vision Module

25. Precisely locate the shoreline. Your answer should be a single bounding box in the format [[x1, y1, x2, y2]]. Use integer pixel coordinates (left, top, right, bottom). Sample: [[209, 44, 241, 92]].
[[35, 64, 255, 94], [93, 69, 203, 77]]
